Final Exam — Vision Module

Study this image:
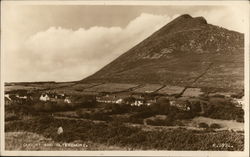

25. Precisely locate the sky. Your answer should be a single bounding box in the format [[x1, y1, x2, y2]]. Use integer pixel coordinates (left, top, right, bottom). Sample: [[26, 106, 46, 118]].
[[1, 3, 249, 82]]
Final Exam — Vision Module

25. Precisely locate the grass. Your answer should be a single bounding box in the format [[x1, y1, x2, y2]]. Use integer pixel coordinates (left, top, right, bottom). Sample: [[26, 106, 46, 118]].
[[5, 116, 244, 150], [157, 85, 184, 95], [133, 84, 163, 93], [182, 88, 204, 97], [5, 131, 128, 150], [84, 83, 138, 92]]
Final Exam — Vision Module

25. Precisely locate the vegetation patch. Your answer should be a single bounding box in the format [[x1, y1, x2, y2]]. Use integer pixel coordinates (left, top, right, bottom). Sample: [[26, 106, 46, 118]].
[[5, 116, 244, 150]]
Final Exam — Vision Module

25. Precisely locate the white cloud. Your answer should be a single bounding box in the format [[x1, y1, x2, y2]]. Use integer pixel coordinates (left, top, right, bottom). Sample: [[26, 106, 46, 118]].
[[191, 5, 248, 33], [4, 5, 248, 82], [5, 13, 171, 82]]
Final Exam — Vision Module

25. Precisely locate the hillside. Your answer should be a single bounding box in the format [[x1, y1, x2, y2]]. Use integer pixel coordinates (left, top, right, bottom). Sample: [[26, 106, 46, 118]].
[[82, 14, 244, 90]]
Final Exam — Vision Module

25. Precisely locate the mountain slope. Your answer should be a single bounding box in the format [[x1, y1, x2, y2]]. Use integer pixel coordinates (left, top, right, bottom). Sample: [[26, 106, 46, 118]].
[[82, 14, 244, 90]]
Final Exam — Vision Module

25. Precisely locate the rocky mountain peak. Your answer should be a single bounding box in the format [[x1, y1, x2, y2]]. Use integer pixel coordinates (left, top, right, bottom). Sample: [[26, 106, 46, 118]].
[[81, 14, 244, 90]]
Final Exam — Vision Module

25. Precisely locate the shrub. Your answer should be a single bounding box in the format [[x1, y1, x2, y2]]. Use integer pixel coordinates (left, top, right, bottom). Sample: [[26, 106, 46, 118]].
[[151, 98, 170, 114], [174, 111, 195, 120], [174, 120, 185, 126], [146, 117, 173, 126], [189, 101, 202, 113], [131, 110, 155, 119], [210, 123, 221, 129], [236, 116, 244, 123], [203, 98, 244, 121], [198, 122, 209, 128], [76, 111, 90, 119], [90, 113, 112, 121], [5, 115, 19, 121], [129, 117, 144, 124], [146, 119, 164, 126], [110, 104, 131, 114], [5, 117, 244, 151]]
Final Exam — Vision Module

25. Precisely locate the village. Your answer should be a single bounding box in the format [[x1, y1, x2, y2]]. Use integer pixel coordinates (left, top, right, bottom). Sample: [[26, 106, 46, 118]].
[[4, 83, 245, 112], [4, 83, 245, 152]]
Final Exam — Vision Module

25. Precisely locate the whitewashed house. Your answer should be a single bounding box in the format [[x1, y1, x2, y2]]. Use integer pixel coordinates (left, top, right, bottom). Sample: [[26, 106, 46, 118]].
[[170, 100, 190, 111], [233, 96, 245, 109], [64, 97, 72, 104], [40, 94, 50, 102], [115, 98, 123, 104], [16, 95, 27, 99], [131, 100, 144, 106], [5, 94, 12, 101]]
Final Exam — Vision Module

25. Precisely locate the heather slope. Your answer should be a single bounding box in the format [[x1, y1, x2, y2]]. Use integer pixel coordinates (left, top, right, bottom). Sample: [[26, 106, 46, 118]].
[[82, 14, 244, 90]]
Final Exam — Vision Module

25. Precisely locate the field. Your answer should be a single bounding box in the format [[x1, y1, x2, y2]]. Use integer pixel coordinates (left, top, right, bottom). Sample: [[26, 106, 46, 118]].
[[157, 85, 184, 95], [4, 82, 245, 151], [182, 88, 204, 97], [84, 83, 138, 93], [132, 84, 163, 93], [5, 82, 76, 92], [5, 85, 45, 92]]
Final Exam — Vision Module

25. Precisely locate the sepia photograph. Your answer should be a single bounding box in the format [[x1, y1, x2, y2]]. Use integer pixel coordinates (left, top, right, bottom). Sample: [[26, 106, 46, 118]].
[[0, 0, 249, 156]]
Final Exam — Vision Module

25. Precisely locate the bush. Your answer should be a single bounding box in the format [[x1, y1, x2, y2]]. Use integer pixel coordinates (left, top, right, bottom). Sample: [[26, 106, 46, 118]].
[[109, 104, 131, 114], [203, 98, 244, 122], [210, 123, 221, 129], [189, 101, 202, 113], [131, 110, 155, 119], [5, 115, 20, 121], [198, 122, 209, 128], [151, 98, 170, 114], [90, 113, 112, 121], [76, 111, 90, 119], [146, 117, 173, 126], [5, 117, 244, 151], [129, 117, 144, 124], [174, 111, 195, 120]]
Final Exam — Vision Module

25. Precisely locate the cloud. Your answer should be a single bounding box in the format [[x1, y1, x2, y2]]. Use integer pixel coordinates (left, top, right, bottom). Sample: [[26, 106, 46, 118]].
[[191, 5, 248, 33], [4, 5, 248, 82], [6, 13, 171, 82]]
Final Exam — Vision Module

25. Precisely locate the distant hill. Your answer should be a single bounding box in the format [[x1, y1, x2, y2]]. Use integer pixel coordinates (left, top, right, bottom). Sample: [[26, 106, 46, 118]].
[[82, 14, 244, 90]]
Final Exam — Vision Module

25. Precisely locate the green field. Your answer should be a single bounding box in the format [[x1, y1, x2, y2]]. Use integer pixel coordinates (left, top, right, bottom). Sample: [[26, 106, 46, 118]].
[[4, 82, 244, 151]]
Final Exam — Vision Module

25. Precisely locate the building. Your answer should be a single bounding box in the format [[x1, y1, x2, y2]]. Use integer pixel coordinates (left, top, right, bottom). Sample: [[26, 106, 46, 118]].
[[233, 96, 245, 109], [170, 100, 191, 111], [4, 94, 12, 105], [115, 98, 124, 104], [145, 99, 157, 106], [16, 95, 27, 99], [96, 96, 119, 104], [131, 100, 144, 106], [64, 97, 72, 104], [39, 94, 50, 101]]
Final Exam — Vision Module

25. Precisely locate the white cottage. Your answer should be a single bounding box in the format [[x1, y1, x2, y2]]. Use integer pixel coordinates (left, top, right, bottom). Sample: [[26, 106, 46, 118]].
[[40, 94, 50, 101], [131, 100, 144, 106], [5, 94, 12, 101], [64, 97, 71, 104], [233, 96, 245, 109], [16, 95, 27, 99], [115, 98, 123, 104]]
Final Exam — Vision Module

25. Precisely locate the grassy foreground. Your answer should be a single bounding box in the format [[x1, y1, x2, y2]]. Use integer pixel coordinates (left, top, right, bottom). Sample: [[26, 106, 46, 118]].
[[5, 116, 244, 151]]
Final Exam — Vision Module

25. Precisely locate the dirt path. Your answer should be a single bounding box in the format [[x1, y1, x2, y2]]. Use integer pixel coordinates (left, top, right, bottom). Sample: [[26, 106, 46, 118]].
[[184, 116, 244, 131]]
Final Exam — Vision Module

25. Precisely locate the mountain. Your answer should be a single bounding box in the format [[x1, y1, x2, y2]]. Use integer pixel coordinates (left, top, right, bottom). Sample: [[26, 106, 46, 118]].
[[82, 14, 244, 90]]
